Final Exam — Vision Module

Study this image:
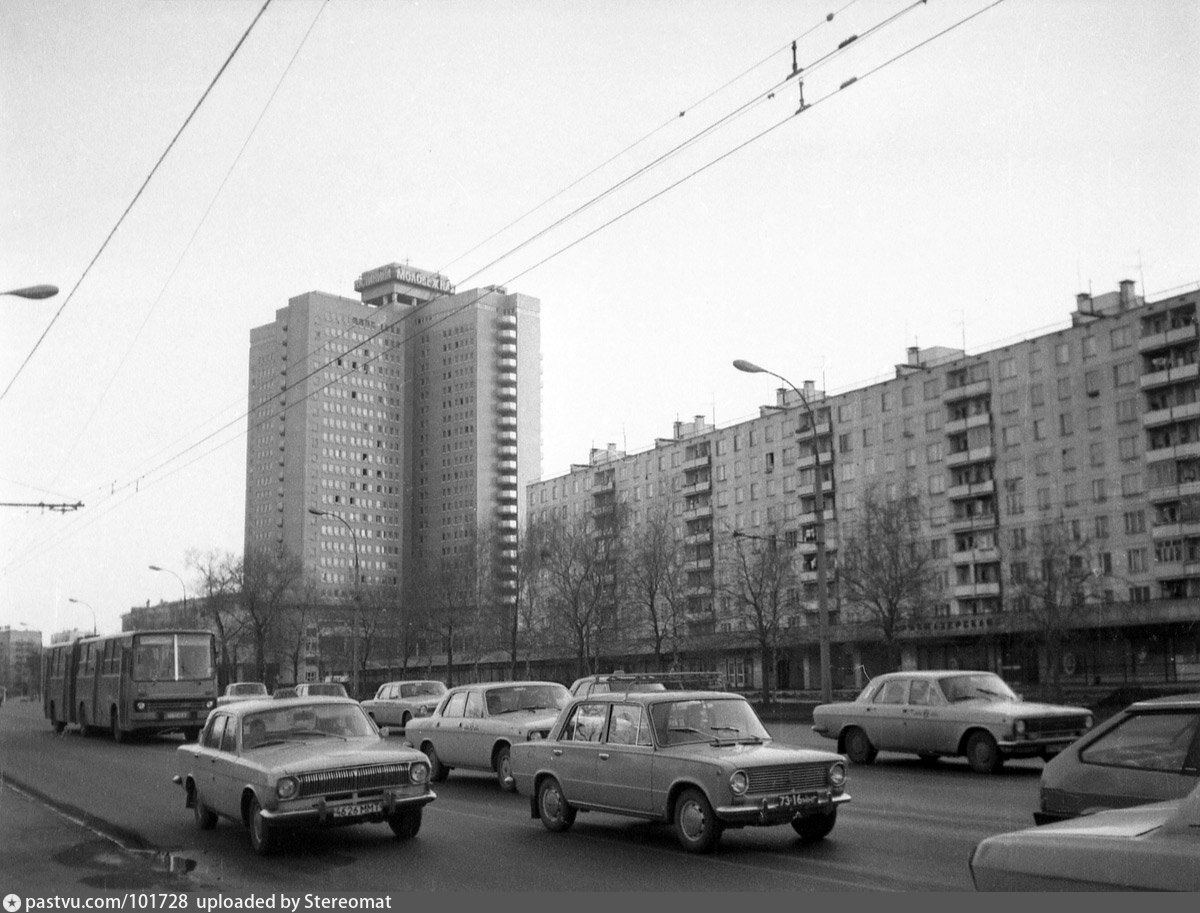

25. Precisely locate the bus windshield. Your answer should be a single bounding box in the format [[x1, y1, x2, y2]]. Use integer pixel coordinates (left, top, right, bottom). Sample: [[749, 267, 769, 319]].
[[133, 634, 214, 681]]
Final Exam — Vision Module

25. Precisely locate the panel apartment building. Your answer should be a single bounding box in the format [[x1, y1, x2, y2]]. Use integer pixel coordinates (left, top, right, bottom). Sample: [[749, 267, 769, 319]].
[[245, 264, 541, 638], [528, 281, 1200, 694]]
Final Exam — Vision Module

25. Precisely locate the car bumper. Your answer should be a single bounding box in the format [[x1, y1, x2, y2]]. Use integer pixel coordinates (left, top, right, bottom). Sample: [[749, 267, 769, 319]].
[[259, 790, 436, 826], [996, 737, 1077, 756], [716, 791, 850, 826]]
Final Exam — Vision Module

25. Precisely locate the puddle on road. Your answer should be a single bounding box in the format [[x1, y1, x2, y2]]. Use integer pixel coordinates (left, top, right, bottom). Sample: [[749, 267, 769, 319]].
[[53, 837, 196, 890]]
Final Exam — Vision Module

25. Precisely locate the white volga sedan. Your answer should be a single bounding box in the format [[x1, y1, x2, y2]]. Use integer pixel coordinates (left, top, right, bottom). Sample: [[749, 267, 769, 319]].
[[970, 780, 1200, 890], [173, 696, 435, 855]]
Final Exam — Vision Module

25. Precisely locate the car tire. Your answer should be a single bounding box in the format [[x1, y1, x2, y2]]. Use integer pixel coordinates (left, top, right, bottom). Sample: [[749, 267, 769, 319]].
[[917, 752, 939, 765], [675, 787, 721, 854], [247, 795, 277, 856], [495, 745, 515, 791], [193, 787, 218, 831], [966, 731, 1003, 774], [78, 705, 91, 737], [53, 718, 66, 735], [423, 743, 449, 782], [388, 807, 422, 840], [537, 776, 576, 833], [111, 710, 127, 744], [792, 808, 837, 843], [843, 727, 877, 765]]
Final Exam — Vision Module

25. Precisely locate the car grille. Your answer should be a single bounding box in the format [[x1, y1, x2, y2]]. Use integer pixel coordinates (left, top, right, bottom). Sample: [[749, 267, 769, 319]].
[[1024, 715, 1088, 735], [745, 764, 829, 794], [295, 763, 410, 798], [143, 700, 207, 712]]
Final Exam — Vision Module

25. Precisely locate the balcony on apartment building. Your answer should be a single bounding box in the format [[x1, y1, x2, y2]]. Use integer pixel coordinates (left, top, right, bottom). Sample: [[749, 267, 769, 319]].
[[1140, 361, 1199, 390], [796, 476, 834, 499], [1145, 440, 1200, 464], [953, 581, 1002, 599], [952, 545, 1000, 564], [945, 411, 992, 436], [1138, 320, 1198, 353], [683, 499, 713, 519], [796, 449, 834, 470], [949, 510, 997, 532], [681, 451, 711, 472], [1143, 400, 1200, 428], [942, 378, 992, 403], [947, 478, 995, 500], [795, 420, 832, 441], [680, 476, 712, 497], [946, 445, 995, 467]]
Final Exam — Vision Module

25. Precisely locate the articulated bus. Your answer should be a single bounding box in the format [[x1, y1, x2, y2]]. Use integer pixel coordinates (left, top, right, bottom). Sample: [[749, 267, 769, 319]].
[[43, 630, 218, 742]]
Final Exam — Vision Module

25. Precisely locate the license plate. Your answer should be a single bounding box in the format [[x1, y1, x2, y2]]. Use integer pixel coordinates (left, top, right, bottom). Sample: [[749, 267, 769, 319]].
[[332, 802, 382, 819], [777, 793, 821, 809], [164, 711, 188, 719]]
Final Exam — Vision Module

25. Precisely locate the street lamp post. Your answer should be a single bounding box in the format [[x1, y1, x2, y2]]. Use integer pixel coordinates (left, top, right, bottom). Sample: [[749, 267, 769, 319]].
[[149, 565, 188, 617], [67, 598, 98, 636], [734, 358, 833, 704], [2, 284, 59, 300], [309, 507, 361, 698]]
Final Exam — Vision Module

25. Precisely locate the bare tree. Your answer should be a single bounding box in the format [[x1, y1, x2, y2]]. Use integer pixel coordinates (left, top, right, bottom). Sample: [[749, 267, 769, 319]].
[[1008, 519, 1096, 699], [838, 484, 939, 670], [627, 503, 688, 670], [186, 548, 246, 686], [721, 526, 798, 705], [238, 546, 305, 684]]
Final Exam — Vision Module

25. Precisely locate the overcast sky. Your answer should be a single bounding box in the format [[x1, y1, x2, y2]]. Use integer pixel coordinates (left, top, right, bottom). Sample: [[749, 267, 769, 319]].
[[2, 0, 1197, 640]]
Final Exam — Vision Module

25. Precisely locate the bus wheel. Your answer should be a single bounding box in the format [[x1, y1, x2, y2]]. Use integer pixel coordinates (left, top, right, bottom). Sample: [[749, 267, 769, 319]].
[[111, 711, 127, 744], [79, 705, 90, 736]]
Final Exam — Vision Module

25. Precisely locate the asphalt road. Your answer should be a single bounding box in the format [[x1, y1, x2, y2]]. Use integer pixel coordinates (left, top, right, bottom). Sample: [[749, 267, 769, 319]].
[[0, 699, 1047, 893]]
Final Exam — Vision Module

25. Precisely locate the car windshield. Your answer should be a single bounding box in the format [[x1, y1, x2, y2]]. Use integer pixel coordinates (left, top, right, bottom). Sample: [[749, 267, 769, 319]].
[[242, 703, 375, 747], [132, 633, 214, 682], [485, 684, 570, 715], [939, 673, 1017, 703], [401, 682, 446, 698], [650, 698, 771, 746]]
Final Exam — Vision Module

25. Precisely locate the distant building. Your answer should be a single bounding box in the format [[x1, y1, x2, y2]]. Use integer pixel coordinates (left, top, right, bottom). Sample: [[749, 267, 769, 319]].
[[0, 626, 42, 697], [528, 282, 1200, 694], [243, 265, 540, 675]]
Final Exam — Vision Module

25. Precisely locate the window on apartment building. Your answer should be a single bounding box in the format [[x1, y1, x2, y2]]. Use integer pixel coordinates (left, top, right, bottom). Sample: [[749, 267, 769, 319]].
[[1029, 348, 1044, 371], [864, 457, 876, 475], [1000, 391, 1017, 413], [1092, 478, 1108, 503], [1127, 548, 1148, 573], [929, 474, 946, 495], [735, 487, 745, 504], [750, 482, 760, 500], [1110, 326, 1132, 349], [1084, 370, 1101, 396], [1055, 342, 1070, 365], [1064, 483, 1077, 506], [764, 425, 775, 443], [750, 456, 761, 473], [1060, 413, 1075, 436], [1155, 539, 1184, 563], [882, 421, 894, 442], [838, 402, 856, 422], [733, 434, 743, 451], [1119, 435, 1140, 461], [1009, 527, 1026, 550], [1005, 480, 1025, 515], [924, 378, 940, 400], [881, 390, 894, 412], [1037, 487, 1052, 510], [1030, 383, 1045, 406], [1032, 419, 1046, 441], [999, 356, 1016, 379], [1095, 515, 1109, 538], [1129, 585, 1151, 603], [1089, 441, 1105, 467], [906, 448, 918, 468], [1058, 377, 1073, 400], [1082, 336, 1097, 359], [1121, 472, 1144, 497], [884, 452, 896, 472], [1087, 406, 1103, 431], [841, 492, 858, 510], [1116, 398, 1138, 423], [925, 410, 942, 432], [838, 433, 853, 454], [902, 385, 914, 407], [1113, 362, 1136, 387], [862, 428, 874, 446], [1124, 509, 1146, 534], [927, 441, 944, 463], [1063, 447, 1077, 471], [1002, 426, 1022, 447], [841, 462, 858, 481]]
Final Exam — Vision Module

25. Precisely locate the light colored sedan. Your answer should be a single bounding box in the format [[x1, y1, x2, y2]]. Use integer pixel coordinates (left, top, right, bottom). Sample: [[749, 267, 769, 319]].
[[361, 680, 447, 729], [404, 681, 570, 790], [970, 781, 1200, 891], [172, 696, 435, 855], [218, 682, 269, 705], [812, 671, 1093, 773], [510, 691, 849, 853]]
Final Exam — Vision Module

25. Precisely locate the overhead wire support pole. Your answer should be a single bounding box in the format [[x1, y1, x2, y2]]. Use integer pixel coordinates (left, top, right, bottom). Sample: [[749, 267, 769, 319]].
[[0, 501, 83, 512]]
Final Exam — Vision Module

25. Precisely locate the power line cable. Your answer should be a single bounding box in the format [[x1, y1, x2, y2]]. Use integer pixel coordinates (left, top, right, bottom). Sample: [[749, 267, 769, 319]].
[[3, 1, 1008, 575], [0, 0, 275, 406]]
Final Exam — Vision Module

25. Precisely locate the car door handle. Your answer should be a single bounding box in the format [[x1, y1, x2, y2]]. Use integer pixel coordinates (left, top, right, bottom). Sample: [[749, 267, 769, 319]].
[[599, 753, 609, 761], [552, 749, 562, 757]]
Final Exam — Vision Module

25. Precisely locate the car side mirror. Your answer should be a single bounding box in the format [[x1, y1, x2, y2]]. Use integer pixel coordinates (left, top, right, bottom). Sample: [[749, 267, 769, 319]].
[[379, 726, 390, 738]]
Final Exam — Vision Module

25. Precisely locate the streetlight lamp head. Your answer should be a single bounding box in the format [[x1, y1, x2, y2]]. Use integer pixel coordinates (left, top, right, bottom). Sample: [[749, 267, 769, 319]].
[[308, 507, 325, 517], [732, 359, 766, 374], [148, 564, 162, 571], [2, 284, 59, 300]]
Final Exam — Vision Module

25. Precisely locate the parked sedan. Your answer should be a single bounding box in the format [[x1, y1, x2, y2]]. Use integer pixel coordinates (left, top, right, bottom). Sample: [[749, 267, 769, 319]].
[[1035, 692, 1200, 824], [294, 682, 349, 698], [172, 696, 435, 855], [218, 682, 269, 705], [812, 671, 1093, 773], [510, 690, 849, 853], [361, 680, 447, 729], [971, 781, 1200, 891], [404, 681, 570, 790]]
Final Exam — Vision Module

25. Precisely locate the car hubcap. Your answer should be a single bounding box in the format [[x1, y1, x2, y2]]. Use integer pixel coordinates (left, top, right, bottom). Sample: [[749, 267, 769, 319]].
[[680, 801, 706, 840], [543, 786, 562, 821], [500, 756, 511, 780]]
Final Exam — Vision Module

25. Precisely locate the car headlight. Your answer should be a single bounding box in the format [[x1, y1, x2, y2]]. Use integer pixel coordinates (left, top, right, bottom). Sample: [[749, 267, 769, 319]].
[[1084, 714, 1094, 729], [276, 777, 298, 800], [729, 771, 749, 796], [828, 762, 847, 789], [135, 701, 147, 711], [409, 761, 429, 784], [1014, 720, 1026, 735], [205, 699, 215, 709]]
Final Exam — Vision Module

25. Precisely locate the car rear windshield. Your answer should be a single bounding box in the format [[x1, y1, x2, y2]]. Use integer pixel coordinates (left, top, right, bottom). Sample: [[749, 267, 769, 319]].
[[485, 684, 569, 715]]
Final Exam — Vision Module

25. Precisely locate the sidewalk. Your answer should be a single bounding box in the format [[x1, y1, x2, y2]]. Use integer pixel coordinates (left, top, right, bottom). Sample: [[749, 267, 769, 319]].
[[1, 770, 193, 899]]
